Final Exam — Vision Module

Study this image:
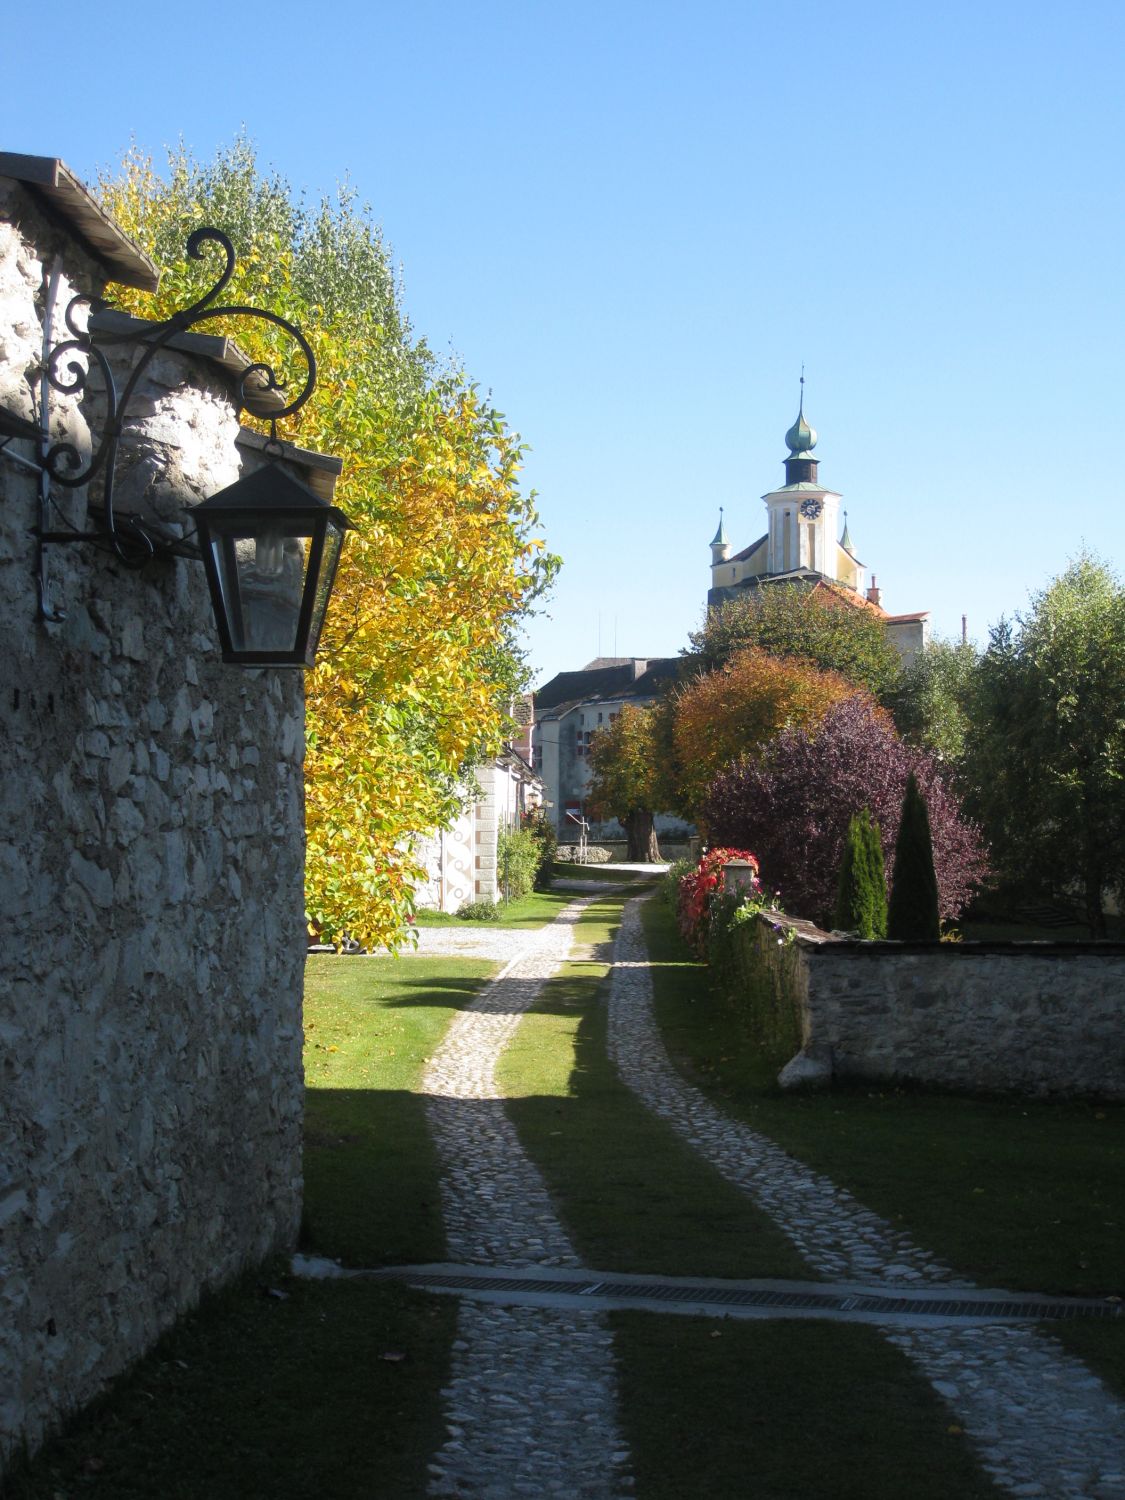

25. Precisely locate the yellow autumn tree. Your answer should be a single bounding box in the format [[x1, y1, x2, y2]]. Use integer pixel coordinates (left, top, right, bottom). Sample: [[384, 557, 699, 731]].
[[100, 138, 555, 945]]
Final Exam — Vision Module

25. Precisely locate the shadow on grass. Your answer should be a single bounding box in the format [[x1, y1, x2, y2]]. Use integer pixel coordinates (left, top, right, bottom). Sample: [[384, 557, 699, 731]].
[[304, 1089, 446, 1267], [501, 970, 809, 1282], [613, 1311, 999, 1500], [2, 1270, 455, 1500], [641, 898, 1125, 1300]]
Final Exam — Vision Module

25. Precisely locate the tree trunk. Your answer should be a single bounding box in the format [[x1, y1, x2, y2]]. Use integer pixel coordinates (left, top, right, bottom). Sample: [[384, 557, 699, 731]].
[[624, 808, 661, 863]]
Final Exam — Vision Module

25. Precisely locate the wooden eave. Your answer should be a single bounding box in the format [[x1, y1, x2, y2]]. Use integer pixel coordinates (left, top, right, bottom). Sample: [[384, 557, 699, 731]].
[[0, 152, 160, 291], [235, 427, 343, 504]]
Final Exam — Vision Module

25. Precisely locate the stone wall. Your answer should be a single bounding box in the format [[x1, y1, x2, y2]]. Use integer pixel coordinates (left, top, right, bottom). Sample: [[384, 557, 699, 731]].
[[0, 178, 307, 1466], [740, 913, 1125, 1098]]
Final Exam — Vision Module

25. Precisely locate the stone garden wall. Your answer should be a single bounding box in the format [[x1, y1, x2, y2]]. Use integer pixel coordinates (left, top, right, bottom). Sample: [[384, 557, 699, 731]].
[[0, 175, 308, 1466], [737, 913, 1125, 1098]]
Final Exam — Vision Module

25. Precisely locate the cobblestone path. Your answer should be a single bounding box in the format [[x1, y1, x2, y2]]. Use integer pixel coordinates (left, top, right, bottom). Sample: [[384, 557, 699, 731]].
[[421, 900, 632, 1498], [608, 896, 1125, 1499]]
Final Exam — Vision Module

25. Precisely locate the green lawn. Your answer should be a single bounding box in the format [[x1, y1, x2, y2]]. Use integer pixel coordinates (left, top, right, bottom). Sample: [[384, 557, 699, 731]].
[[613, 1313, 998, 1500], [497, 895, 807, 1280], [642, 898, 1125, 1300]]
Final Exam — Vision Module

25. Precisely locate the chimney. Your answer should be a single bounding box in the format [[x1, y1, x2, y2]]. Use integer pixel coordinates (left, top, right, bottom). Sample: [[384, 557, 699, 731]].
[[866, 575, 881, 607]]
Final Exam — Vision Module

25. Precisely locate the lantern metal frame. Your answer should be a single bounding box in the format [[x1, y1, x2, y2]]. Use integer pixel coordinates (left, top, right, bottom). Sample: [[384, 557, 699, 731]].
[[28, 226, 350, 666]]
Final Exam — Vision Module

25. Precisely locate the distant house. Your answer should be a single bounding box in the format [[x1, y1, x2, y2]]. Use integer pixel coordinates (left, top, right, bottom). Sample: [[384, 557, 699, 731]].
[[415, 697, 543, 910], [533, 658, 691, 843], [707, 390, 929, 666]]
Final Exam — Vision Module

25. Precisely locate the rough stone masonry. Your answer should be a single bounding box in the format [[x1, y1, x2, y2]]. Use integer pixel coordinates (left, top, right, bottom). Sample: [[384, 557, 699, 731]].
[[0, 162, 316, 1468]]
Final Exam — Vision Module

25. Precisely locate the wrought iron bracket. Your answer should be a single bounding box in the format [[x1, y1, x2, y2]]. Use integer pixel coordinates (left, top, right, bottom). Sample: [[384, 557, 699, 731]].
[[32, 227, 316, 617]]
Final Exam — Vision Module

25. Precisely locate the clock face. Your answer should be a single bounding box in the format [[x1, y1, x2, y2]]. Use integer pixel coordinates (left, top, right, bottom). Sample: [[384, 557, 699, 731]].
[[799, 498, 823, 519]]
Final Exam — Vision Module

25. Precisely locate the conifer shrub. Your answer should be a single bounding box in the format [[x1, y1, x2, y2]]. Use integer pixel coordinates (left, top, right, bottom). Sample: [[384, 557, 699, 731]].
[[887, 773, 941, 940], [834, 808, 887, 938]]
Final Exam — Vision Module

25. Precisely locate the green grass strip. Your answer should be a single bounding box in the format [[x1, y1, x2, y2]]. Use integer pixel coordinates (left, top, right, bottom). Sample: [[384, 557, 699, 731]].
[[499, 893, 1002, 1494], [303, 953, 495, 1265], [412, 887, 576, 928], [497, 893, 808, 1280], [643, 897, 1125, 1301]]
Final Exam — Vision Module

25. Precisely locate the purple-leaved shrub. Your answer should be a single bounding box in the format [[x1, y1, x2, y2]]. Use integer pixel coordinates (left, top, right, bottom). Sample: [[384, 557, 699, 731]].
[[702, 698, 988, 927]]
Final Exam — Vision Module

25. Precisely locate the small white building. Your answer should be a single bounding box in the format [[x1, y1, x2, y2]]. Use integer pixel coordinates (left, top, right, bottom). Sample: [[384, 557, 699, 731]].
[[415, 726, 543, 912]]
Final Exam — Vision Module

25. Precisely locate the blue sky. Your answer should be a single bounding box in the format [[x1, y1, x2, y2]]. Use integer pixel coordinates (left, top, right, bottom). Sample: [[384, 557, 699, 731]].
[[4, 1, 1122, 685]]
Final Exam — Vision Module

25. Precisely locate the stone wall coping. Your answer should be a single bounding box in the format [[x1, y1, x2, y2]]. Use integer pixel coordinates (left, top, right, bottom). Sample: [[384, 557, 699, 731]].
[[754, 911, 1125, 959], [0, 152, 160, 290], [90, 308, 288, 418]]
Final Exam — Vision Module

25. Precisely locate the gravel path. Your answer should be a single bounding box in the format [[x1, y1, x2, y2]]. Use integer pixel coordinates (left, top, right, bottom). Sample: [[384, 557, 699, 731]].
[[608, 895, 1125, 1499], [421, 898, 632, 1497]]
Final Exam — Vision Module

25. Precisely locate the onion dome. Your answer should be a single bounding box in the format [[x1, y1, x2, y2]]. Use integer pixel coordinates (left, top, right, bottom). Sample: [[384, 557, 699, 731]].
[[785, 403, 817, 456]]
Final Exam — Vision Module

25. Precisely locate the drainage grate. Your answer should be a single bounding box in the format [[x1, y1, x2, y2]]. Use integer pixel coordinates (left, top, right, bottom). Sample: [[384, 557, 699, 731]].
[[389, 1269, 1122, 1324]]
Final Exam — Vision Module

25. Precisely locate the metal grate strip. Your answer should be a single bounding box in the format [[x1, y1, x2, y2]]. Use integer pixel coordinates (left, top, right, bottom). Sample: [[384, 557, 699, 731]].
[[391, 1270, 1122, 1323]]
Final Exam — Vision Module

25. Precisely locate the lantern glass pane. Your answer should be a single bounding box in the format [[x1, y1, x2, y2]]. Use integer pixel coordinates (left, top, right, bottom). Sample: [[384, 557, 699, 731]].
[[213, 524, 314, 655], [305, 522, 346, 661]]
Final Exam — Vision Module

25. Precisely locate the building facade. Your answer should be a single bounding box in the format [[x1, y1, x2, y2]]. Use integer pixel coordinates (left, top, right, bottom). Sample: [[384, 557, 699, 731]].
[[533, 658, 691, 843]]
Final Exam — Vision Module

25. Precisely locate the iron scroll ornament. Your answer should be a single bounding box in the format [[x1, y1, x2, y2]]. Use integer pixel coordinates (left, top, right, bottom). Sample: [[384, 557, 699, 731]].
[[36, 226, 317, 571]]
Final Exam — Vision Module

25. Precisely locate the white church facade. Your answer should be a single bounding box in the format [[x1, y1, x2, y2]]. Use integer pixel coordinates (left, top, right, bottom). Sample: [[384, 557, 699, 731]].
[[707, 391, 929, 664]]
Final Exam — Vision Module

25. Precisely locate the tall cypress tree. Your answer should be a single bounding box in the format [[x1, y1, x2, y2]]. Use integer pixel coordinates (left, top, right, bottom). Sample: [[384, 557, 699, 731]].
[[887, 773, 941, 941], [835, 808, 887, 938]]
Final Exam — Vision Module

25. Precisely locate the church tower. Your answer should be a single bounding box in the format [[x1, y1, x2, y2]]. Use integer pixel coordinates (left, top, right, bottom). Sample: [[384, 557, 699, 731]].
[[762, 385, 845, 579], [705, 383, 930, 665], [709, 385, 865, 600]]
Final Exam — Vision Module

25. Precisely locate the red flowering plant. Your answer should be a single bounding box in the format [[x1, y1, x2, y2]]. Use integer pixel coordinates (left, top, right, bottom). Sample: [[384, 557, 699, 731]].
[[676, 847, 761, 956]]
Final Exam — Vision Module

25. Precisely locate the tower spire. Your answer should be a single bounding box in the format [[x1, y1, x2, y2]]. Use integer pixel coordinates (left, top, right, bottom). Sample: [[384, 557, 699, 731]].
[[710, 505, 730, 563]]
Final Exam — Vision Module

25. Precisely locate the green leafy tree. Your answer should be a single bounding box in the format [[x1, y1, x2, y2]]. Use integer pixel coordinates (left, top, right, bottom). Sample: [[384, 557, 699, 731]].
[[888, 638, 978, 767], [962, 555, 1125, 935], [834, 808, 887, 938], [887, 774, 941, 941], [688, 583, 902, 695], [587, 704, 664, 861]]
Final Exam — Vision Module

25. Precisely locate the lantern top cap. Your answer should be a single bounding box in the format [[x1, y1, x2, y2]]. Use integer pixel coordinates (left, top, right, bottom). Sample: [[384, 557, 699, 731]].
[[194, 460, 353, 526]]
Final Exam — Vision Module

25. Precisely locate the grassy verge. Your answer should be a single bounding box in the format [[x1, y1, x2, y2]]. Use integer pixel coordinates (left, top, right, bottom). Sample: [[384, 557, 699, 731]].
[[304, 953, 495, 1264], [613, 1312, 998, 1500], [3, 1268, 455, 1500], [498, 893, 807, 1280], [643, 897, 1125, 1300], [412, 887, 574, 928]]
